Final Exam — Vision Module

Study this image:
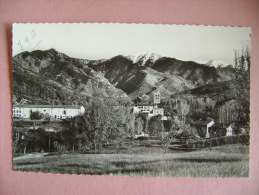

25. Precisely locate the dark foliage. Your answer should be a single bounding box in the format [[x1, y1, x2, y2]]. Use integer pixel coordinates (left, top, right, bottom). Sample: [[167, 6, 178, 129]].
[[30, 111, 42, 120]]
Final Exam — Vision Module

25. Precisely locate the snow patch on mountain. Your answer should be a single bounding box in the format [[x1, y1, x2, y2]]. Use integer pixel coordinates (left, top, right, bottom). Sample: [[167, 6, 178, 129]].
[[126, 51, 162, 65], [126, 51, 230, 69], [194, 60, 230, 68], [205, 60, 230, 68]]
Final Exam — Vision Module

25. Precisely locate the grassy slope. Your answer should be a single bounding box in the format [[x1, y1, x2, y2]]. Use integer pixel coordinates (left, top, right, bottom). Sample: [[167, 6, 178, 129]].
[[13, 144, 249, 178]]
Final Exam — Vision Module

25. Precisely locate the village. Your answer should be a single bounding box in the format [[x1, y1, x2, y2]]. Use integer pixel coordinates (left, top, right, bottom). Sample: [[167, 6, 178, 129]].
[[12, 89, 250, 177], [13, 90, 249, 157]]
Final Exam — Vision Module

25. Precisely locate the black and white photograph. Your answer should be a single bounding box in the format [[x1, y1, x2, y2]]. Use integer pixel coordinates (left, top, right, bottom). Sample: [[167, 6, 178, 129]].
[[12, 23, 251, 177]]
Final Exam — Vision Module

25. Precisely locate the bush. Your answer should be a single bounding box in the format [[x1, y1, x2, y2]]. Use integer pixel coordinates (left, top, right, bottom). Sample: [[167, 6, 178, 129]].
[[79, 145, 90, 154], [30, 111, 42, 120]]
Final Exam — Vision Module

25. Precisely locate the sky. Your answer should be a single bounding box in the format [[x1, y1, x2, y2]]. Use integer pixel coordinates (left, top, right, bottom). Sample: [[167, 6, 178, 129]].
[[13, 23, 251, 65]]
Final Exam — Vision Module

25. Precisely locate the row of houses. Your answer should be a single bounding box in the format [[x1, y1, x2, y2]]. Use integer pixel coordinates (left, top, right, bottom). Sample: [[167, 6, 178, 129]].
[[12, 103, 166, 120], [12, 89, 245, 138], [13, 105, 85, 119], [13, 104, 244, 138], [13, 91, 166, 120]]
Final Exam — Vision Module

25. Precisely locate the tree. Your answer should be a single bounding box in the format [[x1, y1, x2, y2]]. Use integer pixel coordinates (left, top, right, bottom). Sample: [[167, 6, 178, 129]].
[[148, 115, 164, 136], [30, 111, 42, 120], [54, 141, 66, 161], [61, 97, 133, 153], [233, 46, 250, 126], [175, 123, 199, 145], [13, 128, 52, 154], [135, 113, 148, 135], [178, 99, 190, 124], [159, 125, 176, 161]]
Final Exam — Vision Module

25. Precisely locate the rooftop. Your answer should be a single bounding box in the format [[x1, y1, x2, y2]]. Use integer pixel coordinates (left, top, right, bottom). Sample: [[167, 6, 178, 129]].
[[13, 105, 83, 109], [134, 103, 155, 106]]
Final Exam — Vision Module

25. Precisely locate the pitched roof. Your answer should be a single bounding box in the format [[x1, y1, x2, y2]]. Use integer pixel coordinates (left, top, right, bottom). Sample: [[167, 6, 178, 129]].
[[192, 119, 214, 126], [14, 105, 83, 109], [192, 121, 208, 126], [153, 108, 164, 111]]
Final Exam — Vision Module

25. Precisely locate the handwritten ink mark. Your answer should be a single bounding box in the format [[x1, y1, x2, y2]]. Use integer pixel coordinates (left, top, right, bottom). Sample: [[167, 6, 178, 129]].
[[25, 36, 30, 45], [17, 40, 24, 51], [31, 40, 43, 51], [30, 29, 36, 39]]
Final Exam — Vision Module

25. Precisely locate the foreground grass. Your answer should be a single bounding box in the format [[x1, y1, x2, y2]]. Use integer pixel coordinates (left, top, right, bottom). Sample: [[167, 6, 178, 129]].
[[13, 144, 249, 177]]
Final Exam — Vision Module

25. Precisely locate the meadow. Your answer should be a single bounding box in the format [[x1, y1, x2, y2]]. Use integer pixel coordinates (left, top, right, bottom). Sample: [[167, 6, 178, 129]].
[[13, 144, 249, 178]]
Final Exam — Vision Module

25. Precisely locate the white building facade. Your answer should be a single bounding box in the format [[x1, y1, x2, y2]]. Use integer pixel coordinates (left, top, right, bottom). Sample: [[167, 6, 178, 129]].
[[132, 90, 166, 119], [226, 124, 233, 136], [13, 105, 85, 119], [133, 104, 164, 117]]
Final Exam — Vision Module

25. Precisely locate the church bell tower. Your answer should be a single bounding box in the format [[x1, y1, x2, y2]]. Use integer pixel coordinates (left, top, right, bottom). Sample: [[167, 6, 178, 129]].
[[154, 90, 161, 104]]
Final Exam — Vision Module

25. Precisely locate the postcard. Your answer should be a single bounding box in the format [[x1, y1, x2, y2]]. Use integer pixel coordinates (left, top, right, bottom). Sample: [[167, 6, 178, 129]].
[[12, 23, 251, 177]]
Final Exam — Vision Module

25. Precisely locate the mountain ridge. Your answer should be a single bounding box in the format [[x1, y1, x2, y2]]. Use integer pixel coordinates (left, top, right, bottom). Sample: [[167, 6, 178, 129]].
[[13, 48, 236, 105], [13, 49, 130, 105]]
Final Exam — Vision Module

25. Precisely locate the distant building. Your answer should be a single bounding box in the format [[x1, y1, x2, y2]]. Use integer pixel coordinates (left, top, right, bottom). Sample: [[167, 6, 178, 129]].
[[132, 103, 164, 118], [191, 119, 215, 138], [192, 120, 239, 138], [132, 90, 166, 119], [13, 105, 85, 119], [226, 124, 234, 136], [206, 120, 215, 138], [154, 90, 161, 104]]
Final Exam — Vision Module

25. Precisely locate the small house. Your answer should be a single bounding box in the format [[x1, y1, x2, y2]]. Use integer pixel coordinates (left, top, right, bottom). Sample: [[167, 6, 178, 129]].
[[191, 119, 215, 138], [226, 124, 234, 136]]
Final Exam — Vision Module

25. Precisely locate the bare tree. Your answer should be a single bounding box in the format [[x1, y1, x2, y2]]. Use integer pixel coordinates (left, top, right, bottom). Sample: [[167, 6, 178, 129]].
[[54, 141, 66, 161], [178, 100, 190, 124], [159, 126, 176, 161]]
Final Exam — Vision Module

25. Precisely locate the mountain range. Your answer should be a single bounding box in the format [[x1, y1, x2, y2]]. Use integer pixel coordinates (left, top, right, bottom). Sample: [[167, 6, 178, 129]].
[[12, 48, 236, 105]]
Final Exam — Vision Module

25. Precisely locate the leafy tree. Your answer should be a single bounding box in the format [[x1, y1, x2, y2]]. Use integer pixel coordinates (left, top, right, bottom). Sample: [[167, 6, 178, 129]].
[[30, 111, 42, 120], [148, 115, 164, 136], [175, 123, 199, 145], [61, 98, 133, 153], [231, 46, 250, 125], [13, 128, 52, 154], [134, 113, 148, 135]]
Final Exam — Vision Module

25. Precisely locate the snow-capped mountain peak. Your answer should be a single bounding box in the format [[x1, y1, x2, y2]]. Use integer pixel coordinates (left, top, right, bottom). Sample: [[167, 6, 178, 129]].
[[194, 60, 230, 68], [126, 51, 162, 65], [205, 60, 230, 68]]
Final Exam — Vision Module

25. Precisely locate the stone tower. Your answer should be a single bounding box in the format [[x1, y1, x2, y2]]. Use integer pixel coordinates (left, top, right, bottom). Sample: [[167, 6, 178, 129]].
[[154, 90, 161, 104]]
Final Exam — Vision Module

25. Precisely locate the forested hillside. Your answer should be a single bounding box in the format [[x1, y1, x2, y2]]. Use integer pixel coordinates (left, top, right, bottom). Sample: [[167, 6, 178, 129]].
[[13, 49, 130, 105]]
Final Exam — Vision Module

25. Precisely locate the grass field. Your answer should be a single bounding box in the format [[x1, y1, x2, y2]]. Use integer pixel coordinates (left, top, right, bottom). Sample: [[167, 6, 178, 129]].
[[13, 144, 249, 178]]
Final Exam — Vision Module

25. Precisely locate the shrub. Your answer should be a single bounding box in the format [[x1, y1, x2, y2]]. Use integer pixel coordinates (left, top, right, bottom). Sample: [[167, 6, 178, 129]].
[[30, 111, 42, 120]]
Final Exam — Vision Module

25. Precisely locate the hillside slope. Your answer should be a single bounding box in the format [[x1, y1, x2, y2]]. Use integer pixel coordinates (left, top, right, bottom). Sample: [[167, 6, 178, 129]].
[[13, 49, 129, 105], [13, 49, 236, 104]]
